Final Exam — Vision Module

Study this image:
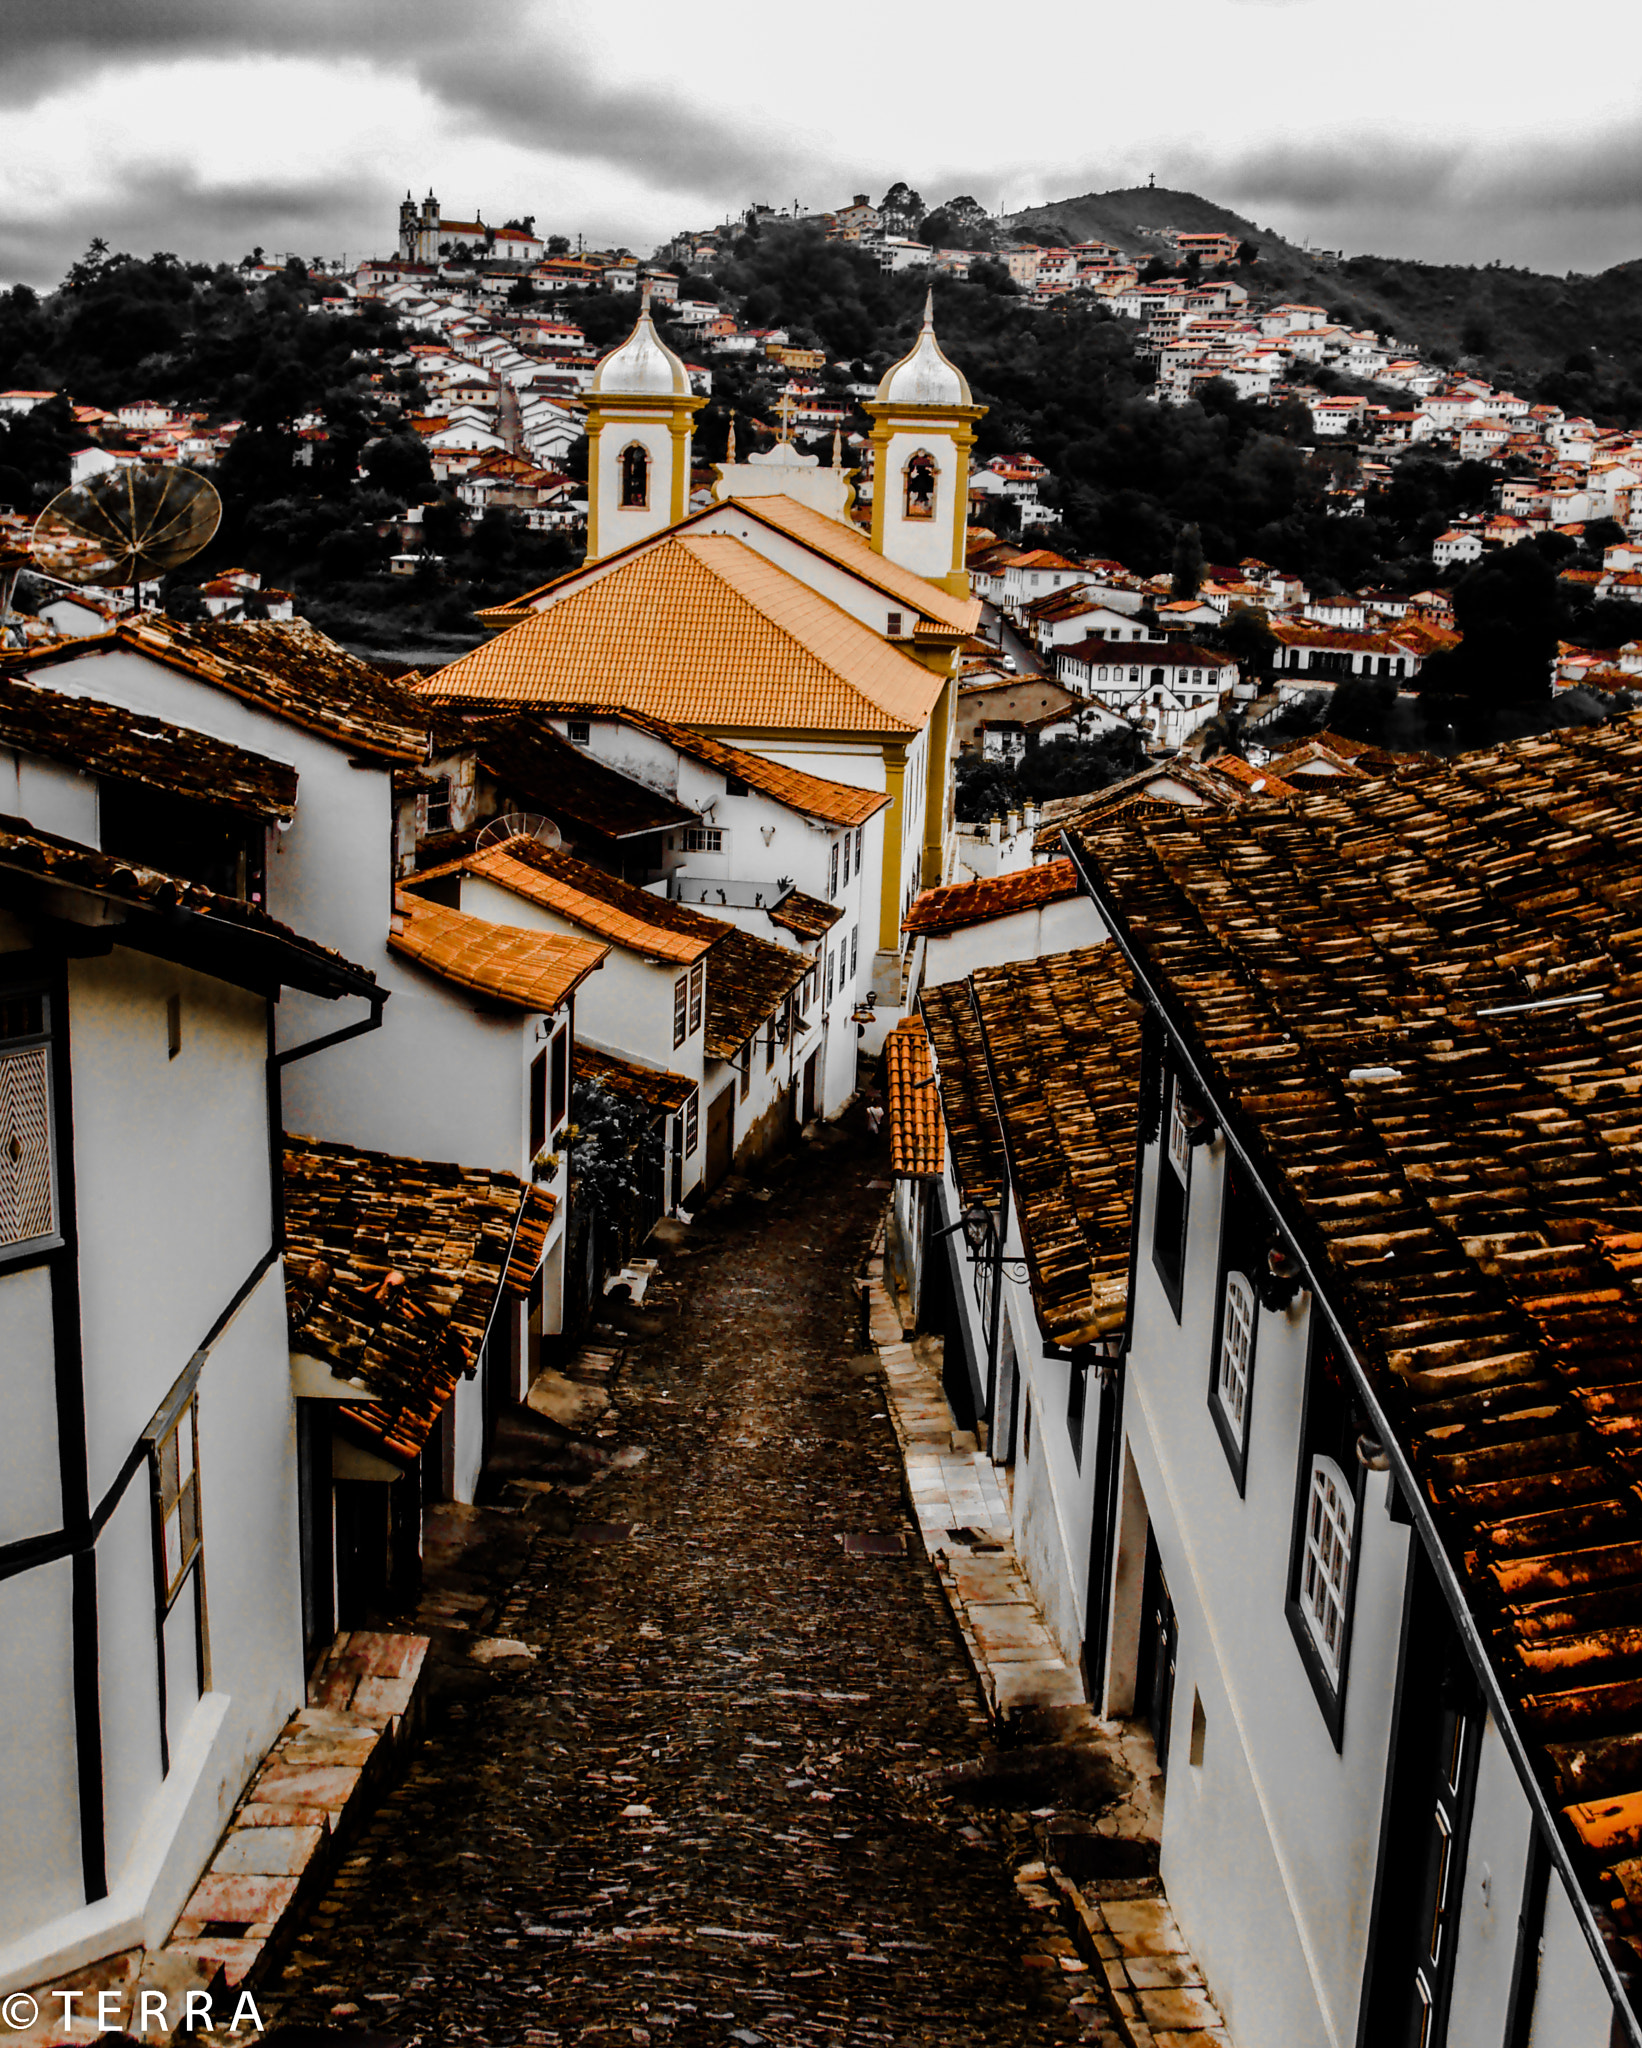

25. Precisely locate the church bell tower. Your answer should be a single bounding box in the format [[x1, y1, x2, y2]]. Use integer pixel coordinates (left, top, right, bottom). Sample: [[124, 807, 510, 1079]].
[[583, 299, 706, 562], [862, 294, 985, 599]]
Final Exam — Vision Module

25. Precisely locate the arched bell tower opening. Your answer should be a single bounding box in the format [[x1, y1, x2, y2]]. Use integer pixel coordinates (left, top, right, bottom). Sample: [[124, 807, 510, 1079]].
[[902, 449, 939, 521], [619, 443, 651, 509], [583, 299, 706, 562]]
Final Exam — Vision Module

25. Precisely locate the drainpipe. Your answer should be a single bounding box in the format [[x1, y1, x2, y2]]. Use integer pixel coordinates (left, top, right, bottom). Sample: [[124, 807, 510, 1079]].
[[1061, 828, 1642, 2048], [266, 993, 389, 1250]]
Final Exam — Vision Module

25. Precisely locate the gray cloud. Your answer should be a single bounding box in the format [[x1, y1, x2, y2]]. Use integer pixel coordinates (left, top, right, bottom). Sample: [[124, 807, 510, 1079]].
[[0, 162, 400, 285]]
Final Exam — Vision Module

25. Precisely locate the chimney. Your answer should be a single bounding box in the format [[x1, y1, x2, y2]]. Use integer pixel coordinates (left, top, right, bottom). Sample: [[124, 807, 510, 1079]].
[[988, 817, 1001, 848]]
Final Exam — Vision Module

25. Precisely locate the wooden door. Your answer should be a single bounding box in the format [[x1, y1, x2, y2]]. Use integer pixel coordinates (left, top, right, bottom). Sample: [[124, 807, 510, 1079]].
[[802, 1049, 819, 1124], [705, 1084, 735, 1190], [1136, 1524, 1179, 1772]]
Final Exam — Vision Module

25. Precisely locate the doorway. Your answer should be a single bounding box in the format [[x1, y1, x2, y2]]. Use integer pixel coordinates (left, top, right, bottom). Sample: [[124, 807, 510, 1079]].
[[705, 1083, 736, 1190], [1135, 1524, 1179, 1773], [801, 1049, 819, 1125], [1359, 1539, 1483, 2048]]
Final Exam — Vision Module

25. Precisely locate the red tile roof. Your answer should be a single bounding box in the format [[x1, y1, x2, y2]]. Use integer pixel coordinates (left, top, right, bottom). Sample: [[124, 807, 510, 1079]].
[[885, 1017, 944, 1179], [903, 858, 1082, 936]]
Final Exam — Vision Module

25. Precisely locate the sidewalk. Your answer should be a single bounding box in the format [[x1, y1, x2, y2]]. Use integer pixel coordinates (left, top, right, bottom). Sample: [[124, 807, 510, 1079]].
[[12, 1631, 429, 2046], [865, 1228, 1234, 2048]]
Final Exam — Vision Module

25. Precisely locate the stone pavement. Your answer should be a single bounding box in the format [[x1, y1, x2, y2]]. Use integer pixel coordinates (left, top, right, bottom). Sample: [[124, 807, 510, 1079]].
[[864, 1263, 1083, 1728], [259, 1114, 1125, 2048]]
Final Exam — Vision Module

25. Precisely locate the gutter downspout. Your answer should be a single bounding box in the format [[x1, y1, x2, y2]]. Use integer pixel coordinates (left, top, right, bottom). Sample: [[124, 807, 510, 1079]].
[[1060, 828, 1642, 2048], [267, 993, 389, 1250]]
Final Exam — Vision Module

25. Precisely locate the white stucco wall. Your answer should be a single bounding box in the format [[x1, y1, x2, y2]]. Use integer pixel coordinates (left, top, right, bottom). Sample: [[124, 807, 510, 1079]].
[[1529, 1878, 1617, 2048], [920, 895, 1106, 991], [0, 1559, 83, 1935], [1119, 1132, 1412, 2048], [0, 1263, 62, 1543]]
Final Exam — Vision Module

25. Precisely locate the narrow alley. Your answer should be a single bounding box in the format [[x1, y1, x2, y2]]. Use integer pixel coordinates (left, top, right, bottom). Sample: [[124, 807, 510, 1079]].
[[261, 1118, 1117, 2048]]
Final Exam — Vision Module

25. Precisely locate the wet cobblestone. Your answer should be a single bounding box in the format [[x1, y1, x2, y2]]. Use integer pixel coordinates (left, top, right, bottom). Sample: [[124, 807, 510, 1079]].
[[265, 1121, 1115, 2047]]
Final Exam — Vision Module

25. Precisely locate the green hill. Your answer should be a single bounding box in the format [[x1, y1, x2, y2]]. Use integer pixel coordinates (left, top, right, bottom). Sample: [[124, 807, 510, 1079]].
[[1004, 186, 1642, 414]]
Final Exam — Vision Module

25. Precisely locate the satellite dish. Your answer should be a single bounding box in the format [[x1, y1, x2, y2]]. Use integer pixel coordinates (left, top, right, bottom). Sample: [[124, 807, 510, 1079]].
[[31, 464, 221, 593], [476, 811, 562, 853]]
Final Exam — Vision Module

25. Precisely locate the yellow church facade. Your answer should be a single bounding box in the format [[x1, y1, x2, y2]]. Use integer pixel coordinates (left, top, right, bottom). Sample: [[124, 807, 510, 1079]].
[[416, 297, 984, 1016]]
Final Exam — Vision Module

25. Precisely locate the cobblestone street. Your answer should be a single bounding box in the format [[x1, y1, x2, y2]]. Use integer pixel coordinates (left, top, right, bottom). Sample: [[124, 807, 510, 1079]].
[[263, 1116, 1114, 2048]]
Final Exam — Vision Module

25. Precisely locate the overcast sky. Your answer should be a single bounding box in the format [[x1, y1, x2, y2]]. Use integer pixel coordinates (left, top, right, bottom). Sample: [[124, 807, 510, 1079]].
[[1, 0, 1639, 289]]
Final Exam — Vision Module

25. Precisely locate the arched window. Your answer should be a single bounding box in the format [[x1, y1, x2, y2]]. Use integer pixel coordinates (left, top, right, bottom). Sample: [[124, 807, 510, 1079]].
[[903, 449, 938, 520], [619, 442, 650, 509], [1300, 1456, 1354, 1684]]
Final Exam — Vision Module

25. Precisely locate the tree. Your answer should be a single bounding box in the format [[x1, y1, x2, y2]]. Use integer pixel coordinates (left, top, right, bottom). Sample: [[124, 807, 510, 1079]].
[[1417, 544, 1559, 706], [1236, 240, 1258, 266], [547, 235, 570, 255], [1170, 522, 1205, 600], [362, 432, 436, 500]]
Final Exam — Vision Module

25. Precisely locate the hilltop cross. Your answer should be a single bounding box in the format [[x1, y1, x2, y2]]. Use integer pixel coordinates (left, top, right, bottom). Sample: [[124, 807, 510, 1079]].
[[776, 390, 797, 441]]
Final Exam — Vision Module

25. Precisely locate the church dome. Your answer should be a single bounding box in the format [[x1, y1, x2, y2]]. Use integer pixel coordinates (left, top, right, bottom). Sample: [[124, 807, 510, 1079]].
[[875, 294, 972, 407], [591, 301, 691, 398]]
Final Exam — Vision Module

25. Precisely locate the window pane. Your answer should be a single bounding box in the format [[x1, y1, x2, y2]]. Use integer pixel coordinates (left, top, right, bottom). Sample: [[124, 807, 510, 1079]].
[[176, 1405, 194, 1482], [163, 1504, 183, 1589], [159, 1431, 180, 1509]]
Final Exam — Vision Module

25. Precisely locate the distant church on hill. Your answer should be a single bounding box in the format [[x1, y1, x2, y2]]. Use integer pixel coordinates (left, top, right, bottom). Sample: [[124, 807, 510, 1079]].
[[397, 192, 545, 264]]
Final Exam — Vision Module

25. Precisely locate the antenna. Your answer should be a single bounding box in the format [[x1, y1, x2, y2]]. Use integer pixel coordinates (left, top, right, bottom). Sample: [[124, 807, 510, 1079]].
[[476, 811, 562, 853], [31, 463, 221, 609]]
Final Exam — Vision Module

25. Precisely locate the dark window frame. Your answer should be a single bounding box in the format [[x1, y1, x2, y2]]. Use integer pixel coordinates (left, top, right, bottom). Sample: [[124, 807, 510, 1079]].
[[1151, 1066, 1192, 1320], [1207, 1152, 1263, 1495], [549, 1026, 569, 1130], [673, 974, 688, 1049], [529, 1047, 548, 1154], [1284, 1319, 1367, 1750], [0, 980, 62, 1265]]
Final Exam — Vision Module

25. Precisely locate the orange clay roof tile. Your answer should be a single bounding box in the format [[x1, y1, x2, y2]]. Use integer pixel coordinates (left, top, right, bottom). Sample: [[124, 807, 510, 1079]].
[[418, 836, 726, 964], [416, 535, 947, 737], [390, 889, 608, 1009], [885, 1016, 944, 1179], [903, 857, 1082, 936]]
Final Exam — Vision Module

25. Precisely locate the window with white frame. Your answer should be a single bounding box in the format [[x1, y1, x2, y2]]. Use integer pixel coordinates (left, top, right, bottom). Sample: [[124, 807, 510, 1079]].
[[1300, 1456, 1353, 1685], [683, 1089, 699, 1156], [0, 988, 56, 1259], [829, 841, 840, 898], [1217, 1272, 1255, 1439], [689, 960, 705, 1034], [849, 925, 858, 977], [825, 946, 835, 1007], [568, 719, 590, 746], [684, 826, 723, 853], [853, 827, 862, 876], [673, 974, 688, 1049]]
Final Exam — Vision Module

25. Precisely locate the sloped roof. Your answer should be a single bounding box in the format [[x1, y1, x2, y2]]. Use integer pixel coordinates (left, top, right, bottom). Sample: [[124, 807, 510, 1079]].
[[904, 858, 1081, 937], [710, 493, 980, 635], [574, 1043, 696, 1116], [885, 1016, 944, 1180], [416, 535, 947, 737], [1062, 713, 1642, 1957], [468, 713, 695, 840], [0, 813, 374, 1001], [968, 946, 1142, 1345], [10, 617, 430, 762], [390, 888, 608, 1010], [420, 837, 725, 965], [920, 981, 1006, 1210], [769, 889, 844, 939], [703, 923, 811, 1059], [284, 1135, 552, 1463], [0, 671, 298, 822]]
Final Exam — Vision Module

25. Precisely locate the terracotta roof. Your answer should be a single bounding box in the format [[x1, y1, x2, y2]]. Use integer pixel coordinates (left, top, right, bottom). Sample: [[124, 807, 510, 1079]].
[[885, 1017, 944, 1179], [0, 812, 375, 1000], [703, 494, 980, 635], [1031, 762, 1249, 854], [420, 837, 724, 965], [920, 981, 1006, 1209], [468, 713, 695, 840], [1199, 754, 1303, 800], [968, 946, 1141, 1345], [1063, 715, 1642, 1953], [8, 617, 429, 762], [416, 536, 947, 736], [769, 889, 844, 939], [703, 923, 811, 1060], [573, 1043, 696, 1116], [514, 705, 889, 828], [390, 888, 607, 1010], [904, 858, 1081, 937], [284, 1136, 552, 1463], [0, 670, 298, 822]]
